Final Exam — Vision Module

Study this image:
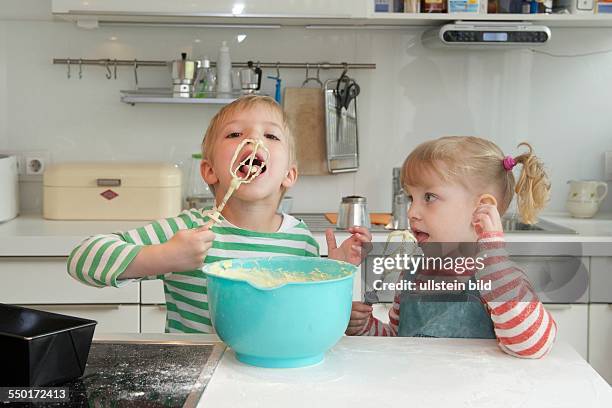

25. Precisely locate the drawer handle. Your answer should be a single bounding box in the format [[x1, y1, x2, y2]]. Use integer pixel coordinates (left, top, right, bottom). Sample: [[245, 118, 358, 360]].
[[29, 305, 122, 310], [546, 304, 572, 310], [97, 178, 121, 187]]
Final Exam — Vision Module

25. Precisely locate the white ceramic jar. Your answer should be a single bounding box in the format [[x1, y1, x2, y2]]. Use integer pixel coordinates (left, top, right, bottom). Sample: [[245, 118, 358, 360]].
[[0, 155, 19, 222]]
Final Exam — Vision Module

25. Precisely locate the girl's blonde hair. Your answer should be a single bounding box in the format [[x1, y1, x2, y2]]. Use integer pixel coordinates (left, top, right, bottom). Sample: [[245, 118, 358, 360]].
[[201, 95, 296, 166], [401, 136, 550, 224]]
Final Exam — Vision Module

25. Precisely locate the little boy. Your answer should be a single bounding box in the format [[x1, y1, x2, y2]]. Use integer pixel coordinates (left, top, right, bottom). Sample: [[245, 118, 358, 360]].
[[68, 95, 371, 333]]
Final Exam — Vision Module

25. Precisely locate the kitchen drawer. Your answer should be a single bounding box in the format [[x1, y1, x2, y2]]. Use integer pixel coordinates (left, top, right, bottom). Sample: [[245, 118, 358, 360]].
[[588, 304, 612, 385], [17, 304, 140, 333], [0, 257, 139, 304], [141, 279, 165, 304], [589, 257, 612, 303], [545, 303, 588, 360], [511, 256, 589, 304], [141, 305, 167, 333]]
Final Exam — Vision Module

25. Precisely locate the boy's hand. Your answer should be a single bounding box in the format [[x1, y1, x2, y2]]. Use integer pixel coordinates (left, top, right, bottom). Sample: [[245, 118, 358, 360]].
[[345, 301, 373, 335], [472, 204, 503, 236], [164, 225, 216, 271], [326, 226, 372, 266]]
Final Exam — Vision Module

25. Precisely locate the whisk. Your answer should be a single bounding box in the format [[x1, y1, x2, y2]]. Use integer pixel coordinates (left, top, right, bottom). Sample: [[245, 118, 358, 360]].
[[202, 138, 270, 227]]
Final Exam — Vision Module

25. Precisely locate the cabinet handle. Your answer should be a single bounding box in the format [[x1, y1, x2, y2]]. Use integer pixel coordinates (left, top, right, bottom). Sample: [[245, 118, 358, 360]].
[[513, 256, 582, 262], [27, 304, 122, 310], [97, 178, 121, 187], [545, 304, 572, 310]]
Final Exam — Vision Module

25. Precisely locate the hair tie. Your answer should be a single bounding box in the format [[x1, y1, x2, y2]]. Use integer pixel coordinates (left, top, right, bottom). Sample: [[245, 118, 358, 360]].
[[502, 156, 516, 171]]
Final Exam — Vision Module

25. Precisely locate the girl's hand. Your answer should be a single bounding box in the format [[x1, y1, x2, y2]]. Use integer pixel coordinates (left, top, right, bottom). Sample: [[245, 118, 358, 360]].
[[472, 204, 503, 236], [326, 226, 372, 266], [345, 301, 373, 335]]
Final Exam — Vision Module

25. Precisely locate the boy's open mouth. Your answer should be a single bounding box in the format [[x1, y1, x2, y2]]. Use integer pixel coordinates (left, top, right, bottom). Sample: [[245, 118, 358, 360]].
[[235, 152, 267, 178], [411, 228, 430, 243]]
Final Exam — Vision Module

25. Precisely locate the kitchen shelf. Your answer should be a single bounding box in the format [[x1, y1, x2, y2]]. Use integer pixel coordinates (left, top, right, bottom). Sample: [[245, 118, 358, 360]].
[[367, 13, 612, 28], [120, 89, 237, 105], [51, 0, 612, 29]]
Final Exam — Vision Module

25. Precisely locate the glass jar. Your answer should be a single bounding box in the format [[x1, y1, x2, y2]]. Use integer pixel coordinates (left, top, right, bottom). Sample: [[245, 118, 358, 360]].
[[185, 153, 215, 209]]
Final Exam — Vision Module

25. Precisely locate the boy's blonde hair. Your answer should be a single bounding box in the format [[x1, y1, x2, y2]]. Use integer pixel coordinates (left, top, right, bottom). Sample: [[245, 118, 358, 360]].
[[201, 95, 296, 166], [401, 136, 550, 224]]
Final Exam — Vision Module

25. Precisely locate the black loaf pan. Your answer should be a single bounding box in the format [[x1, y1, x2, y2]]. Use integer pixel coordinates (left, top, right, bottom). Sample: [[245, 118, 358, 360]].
[[0, 304, 97, 386]]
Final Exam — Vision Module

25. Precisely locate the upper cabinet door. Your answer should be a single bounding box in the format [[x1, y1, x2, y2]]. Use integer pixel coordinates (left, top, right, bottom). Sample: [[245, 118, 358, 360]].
[[52, 0, 368, 22]]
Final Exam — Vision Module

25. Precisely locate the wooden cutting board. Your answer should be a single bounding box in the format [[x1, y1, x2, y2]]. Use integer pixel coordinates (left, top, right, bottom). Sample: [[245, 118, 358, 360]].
[[325, 213, 391, 226], [283, 87, 328, 175]]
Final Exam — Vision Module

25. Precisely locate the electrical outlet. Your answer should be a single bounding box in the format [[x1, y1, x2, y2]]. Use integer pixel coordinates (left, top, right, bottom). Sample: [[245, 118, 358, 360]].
[[24, 156, 46, 175], [0, 150, 50, 179], [605, 151, 612, 181]]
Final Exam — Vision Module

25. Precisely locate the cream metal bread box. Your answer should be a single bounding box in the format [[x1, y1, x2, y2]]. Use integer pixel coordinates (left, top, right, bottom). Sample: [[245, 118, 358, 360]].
[[43, 162, 182, 220]]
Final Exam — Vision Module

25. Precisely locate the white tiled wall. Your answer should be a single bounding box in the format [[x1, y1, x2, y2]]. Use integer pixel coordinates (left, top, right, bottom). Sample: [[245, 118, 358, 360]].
[[1, 0, 611, 214]]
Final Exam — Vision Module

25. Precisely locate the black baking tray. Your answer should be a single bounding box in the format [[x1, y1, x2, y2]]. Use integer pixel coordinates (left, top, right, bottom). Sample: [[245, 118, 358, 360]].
[[0, 304, 97, 386]]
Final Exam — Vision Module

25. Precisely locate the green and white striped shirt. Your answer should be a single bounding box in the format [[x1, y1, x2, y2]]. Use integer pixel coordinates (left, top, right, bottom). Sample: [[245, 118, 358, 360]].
[[67, 209, 319, 333]]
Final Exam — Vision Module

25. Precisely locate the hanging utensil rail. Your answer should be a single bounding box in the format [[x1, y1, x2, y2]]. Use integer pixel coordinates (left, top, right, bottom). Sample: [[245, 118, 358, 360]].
[[52, 58, 376, 70]]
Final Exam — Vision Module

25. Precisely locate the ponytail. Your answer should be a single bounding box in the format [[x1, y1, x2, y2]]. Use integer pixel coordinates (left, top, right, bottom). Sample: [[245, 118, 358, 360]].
[[511, 143, 550, 224]]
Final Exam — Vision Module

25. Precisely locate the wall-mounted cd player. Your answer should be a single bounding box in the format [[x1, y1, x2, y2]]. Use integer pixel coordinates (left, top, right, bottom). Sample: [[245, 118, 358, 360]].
[[422, 22, 551, 48]]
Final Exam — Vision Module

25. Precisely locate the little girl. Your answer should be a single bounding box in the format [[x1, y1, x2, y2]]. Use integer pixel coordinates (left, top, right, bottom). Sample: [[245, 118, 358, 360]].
[[347, 136, 557, 359]]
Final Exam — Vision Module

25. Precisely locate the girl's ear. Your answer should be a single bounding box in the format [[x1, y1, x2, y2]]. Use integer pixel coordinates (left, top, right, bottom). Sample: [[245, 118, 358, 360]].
[[477, 193, 498, 207], [281, 164, 298, 189], [200, 159, 218, 186]]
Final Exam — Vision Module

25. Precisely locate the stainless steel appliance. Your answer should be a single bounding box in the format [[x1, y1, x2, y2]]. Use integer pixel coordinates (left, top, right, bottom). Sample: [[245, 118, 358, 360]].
[[423, 22, 551, 48], [239, 61, 262, 94], [336, 196, 371, 229], [171, 53, 198, 98]]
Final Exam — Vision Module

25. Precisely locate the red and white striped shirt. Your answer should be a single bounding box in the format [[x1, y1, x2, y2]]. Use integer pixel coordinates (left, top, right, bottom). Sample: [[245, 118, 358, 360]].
[[356, 231, 557, 359]]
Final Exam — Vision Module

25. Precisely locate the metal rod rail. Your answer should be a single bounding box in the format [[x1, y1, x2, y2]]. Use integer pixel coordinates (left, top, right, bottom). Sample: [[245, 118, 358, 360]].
[[52, 58, 376, 70]]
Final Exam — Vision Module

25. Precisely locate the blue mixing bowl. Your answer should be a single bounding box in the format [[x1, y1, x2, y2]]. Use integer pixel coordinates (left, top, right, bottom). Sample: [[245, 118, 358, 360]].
[[204, 256, 356, 368]]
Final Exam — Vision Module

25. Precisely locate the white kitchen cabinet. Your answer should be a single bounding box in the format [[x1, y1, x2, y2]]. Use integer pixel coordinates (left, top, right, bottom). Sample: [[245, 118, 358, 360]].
[[512, 256, 590, 304], [19, 304, 140, 333], [546, 304, 588, 360], [588, 304, 612, 385], [140, 279, 167, 333], [51, 0, 612, 27], [140, 305, 167, 333], [588, 256, 612, 385], [0, 257, 139, 304], [52, 0, 367, 24], [141, 279, 166, 304], [589, 257, 612, 303]]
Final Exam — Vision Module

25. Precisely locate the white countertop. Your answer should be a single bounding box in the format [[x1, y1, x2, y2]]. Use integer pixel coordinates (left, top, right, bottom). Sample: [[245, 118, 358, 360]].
[[199, 336, 612, 408], [1, 212, 612, 256]]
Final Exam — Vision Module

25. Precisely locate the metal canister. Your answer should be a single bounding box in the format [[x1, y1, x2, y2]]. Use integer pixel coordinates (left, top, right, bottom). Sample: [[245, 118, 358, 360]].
[[336, 195, 371, 229]]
